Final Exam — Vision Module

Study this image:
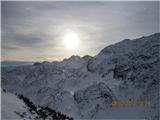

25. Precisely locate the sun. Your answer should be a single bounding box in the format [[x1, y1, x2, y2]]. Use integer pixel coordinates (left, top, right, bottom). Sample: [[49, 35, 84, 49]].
[[63, 32, 80, 49]]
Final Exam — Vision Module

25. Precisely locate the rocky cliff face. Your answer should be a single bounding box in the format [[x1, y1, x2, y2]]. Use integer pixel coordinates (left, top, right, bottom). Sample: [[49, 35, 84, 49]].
[[2, 33, 160, 119], [74, 82, 117, 118]]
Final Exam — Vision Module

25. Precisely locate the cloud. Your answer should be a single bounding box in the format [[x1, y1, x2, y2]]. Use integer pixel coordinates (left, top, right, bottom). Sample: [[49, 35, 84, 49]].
[[2, 44, 21, 50], [1, 1, 159, 61]]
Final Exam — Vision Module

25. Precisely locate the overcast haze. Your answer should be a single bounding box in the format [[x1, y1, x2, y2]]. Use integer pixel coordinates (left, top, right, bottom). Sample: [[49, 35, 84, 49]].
[[2, 1, 159, 61]]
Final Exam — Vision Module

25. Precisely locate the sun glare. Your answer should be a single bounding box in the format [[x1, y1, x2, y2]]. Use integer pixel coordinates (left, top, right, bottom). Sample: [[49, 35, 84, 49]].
[[63, 32, 80, 49]]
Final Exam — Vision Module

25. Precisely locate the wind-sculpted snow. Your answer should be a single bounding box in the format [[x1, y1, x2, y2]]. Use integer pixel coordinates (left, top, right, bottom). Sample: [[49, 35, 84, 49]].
[[2, 33, 160, 119]]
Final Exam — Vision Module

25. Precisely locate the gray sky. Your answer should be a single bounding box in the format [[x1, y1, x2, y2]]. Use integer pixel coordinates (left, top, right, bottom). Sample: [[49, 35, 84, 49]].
[[2, 1, 159, 61]]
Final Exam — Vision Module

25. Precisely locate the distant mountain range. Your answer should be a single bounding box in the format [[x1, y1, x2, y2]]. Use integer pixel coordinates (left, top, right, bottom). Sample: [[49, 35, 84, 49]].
[[2, 33, 160, 120], [1, 61, 34, 67]]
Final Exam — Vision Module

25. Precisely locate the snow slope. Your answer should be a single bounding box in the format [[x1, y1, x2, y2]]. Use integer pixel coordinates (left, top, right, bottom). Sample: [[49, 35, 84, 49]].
[[1, 91, 35, 120], [1, 91, 73, 120], [2, 33, 160, 119]]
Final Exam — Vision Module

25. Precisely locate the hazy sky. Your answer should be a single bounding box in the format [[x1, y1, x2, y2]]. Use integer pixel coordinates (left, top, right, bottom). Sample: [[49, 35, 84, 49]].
[[2, 1, 159, 61]]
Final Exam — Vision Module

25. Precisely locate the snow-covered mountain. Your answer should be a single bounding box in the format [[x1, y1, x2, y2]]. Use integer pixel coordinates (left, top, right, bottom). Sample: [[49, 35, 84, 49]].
[[2, 33, 160, 119]]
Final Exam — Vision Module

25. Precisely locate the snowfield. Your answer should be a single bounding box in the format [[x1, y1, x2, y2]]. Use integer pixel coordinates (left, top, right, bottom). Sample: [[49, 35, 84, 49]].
[[2, 33, 160, 119]]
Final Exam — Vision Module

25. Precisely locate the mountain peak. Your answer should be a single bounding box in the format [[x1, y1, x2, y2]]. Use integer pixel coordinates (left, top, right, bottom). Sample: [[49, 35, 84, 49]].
[[99, 33, 160, 56]]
